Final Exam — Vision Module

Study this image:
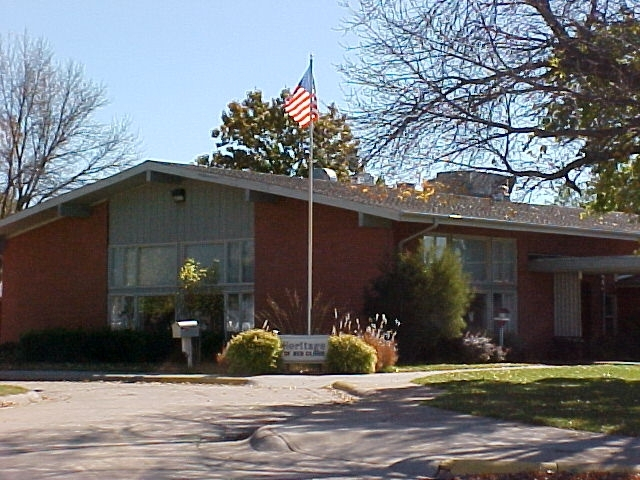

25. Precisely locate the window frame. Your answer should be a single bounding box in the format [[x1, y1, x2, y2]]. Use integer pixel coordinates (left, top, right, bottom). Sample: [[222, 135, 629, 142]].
[[423, 233, 518, 333], [108, 239, 255, 332]]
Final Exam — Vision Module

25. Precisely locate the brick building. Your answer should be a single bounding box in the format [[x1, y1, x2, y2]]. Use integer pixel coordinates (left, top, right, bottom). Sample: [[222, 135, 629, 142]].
[[1, 161, 639, 360]]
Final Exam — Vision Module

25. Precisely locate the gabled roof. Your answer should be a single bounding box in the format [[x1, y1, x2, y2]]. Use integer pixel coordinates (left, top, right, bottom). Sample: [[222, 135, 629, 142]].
[[0, 160, 638, 241]]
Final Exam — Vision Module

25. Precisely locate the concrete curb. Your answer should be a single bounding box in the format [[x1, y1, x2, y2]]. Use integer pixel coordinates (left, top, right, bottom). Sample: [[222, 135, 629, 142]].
[[0, 370, 249, 385], [0, 389, 43, 407], [330, 380, 373, 397]]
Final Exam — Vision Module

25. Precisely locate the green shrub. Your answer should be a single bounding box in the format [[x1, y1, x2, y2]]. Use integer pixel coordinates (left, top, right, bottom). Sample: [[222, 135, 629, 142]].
[[458, 331, 508, 363], [0, 342, 18, 363], [18, 328, 173, 363], [218, 329, 282, 375], [365, 245, 472, 363], [332, 314, 399, 372], [19, 328, 84, 362], [325, 334, 377, 374]]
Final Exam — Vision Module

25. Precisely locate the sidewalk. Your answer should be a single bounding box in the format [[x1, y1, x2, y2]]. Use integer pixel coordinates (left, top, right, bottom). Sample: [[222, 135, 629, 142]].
[[1, 370, 639, 478]]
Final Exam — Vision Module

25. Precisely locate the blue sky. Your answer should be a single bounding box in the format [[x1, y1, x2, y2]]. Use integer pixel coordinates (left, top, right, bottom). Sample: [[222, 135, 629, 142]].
[[2, 0, 353, 164]]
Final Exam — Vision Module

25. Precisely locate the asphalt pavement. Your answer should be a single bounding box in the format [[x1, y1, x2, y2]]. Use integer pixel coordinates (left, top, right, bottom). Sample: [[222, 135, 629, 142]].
[[0, 371, 639, 479]]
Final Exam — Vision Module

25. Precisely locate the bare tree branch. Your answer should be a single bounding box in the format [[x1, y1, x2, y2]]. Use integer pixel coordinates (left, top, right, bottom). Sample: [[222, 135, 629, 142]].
[[340, 0, 640, 198], [0, 33, 139, 218]]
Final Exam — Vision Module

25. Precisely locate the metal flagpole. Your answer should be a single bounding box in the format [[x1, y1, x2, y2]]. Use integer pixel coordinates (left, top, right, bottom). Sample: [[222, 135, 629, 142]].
[[307, 55, 314, 336]]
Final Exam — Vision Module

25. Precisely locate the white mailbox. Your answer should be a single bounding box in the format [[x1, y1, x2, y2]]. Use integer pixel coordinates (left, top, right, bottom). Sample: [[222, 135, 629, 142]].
[[171, 320, 200, 338]]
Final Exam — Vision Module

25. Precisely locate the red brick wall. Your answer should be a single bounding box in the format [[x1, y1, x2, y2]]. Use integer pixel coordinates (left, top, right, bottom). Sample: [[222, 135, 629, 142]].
[[257, 205, 638, 353], [254, 198, 394, 333], [1, 202, 109, 343], [363, 222, 637, 356]]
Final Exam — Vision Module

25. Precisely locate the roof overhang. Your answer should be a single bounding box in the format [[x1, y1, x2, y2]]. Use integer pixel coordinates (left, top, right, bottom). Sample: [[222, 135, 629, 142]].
[[0, 160, 638, 243], [0, 162, 183, 238], [528, 255, 640, 274], [400, 211, 640, 242]]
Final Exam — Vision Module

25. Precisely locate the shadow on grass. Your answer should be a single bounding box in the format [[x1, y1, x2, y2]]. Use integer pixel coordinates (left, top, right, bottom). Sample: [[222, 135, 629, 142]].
[[425, 377, 640, 436]]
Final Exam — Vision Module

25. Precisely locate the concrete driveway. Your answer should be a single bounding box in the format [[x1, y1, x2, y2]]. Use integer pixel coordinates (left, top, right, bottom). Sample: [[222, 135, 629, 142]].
[[1, 373, 639, 479]]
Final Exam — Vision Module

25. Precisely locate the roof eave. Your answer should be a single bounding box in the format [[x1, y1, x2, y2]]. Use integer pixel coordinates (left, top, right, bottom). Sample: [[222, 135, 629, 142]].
[[400, 211, 640, 241]]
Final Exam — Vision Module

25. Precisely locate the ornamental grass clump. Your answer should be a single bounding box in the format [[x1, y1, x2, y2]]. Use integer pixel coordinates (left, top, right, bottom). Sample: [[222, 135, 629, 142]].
[[217, 328, 282, 375], [332, 313, 400, 372], [325, 333, 377, 374]]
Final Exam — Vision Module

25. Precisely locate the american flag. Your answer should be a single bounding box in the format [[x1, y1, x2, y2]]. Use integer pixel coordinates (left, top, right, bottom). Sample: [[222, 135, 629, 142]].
[[284, 64, 318, 128]]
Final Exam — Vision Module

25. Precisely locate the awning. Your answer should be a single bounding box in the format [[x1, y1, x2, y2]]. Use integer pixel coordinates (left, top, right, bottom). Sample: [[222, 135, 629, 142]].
[[528, 255, 640, 274]]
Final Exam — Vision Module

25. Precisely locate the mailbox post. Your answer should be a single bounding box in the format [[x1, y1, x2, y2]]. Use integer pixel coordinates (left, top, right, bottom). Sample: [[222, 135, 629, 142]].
[[493, 312, 510, 348], [171, 320, 200, 368]]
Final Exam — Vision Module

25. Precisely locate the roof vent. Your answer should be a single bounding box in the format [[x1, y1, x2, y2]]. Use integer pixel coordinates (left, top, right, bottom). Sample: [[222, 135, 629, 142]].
[[313, 167, 338, 182], [351, 172, 375, 185], [435, 171, 513, 200]]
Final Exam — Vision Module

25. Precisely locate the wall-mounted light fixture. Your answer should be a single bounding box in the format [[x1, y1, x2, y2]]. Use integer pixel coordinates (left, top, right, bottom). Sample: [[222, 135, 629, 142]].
[[171, 188, 186, 203]]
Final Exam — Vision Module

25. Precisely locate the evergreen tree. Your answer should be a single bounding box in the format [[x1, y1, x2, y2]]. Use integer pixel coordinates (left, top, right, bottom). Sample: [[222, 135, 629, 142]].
[[365, 245, 472, 363]]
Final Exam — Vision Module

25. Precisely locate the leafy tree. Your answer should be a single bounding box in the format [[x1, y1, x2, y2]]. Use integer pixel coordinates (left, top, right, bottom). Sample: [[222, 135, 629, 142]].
[[341, 0, 640, 202], [198, 89, 359, 181], [365, 245, 472, 363], [0, 33, 138, 218], [177, 258, 223, 331], [587, 160, 640, 213], [543, 13, 640, 212]]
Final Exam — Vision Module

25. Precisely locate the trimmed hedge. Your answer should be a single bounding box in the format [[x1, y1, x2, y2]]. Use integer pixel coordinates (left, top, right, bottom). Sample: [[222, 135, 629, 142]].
[[18, 328, 174, 363], [218, 329, 282, 375], [326, 334, 377, 374]]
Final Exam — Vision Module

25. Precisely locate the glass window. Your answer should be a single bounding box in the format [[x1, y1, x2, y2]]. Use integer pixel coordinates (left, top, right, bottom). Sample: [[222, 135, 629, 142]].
[[138, 295, 175, 332], [226, 293, 241, 332], [185, 243, 225, 284], [492, 239, 516, 284], [227, 242, 241, 283], [422, 235, 447, 260], [109, 240, 254, 333], [241, 240, 255, 282], [110, 248, 138, 287], [139, 246, 176, 286], [241, 293, 255, 330], [225, 292, 254, 333], [109, 296, 135, 329], [466, 293, 488, 333], [452, 238, 488, 282]]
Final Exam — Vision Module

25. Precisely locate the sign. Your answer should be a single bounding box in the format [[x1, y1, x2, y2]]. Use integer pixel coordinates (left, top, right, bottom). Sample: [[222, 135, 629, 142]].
[[280, 335, 328, 363]]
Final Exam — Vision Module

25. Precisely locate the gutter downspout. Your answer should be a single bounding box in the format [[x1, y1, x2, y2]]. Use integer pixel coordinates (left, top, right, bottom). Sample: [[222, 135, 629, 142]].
[[398, 220, 440, 253]]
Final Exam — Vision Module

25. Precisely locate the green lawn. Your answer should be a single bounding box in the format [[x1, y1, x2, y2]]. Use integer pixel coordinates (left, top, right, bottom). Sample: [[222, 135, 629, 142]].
[[0, 385, 29, 397], [412, 363, 640, 436]]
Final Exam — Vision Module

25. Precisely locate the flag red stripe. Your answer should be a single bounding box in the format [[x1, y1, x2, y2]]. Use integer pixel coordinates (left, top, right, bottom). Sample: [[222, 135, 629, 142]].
[[284, 65, 318, 128]]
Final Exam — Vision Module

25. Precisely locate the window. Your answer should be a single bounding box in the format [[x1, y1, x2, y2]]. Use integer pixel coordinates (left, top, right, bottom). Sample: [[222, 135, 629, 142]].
[[241, 240, 255, 283], [109, 295, 175, 331], [138, 295, 176, 332], [185, 243, 225, 284], [110, 296, 135, 329], [452, 237, 488, 282], [424, 234, 518, 332], [492, 239, 517, 284], [110, 248, 137, 287], [226, 292, 255, 333], [110, 245, 176, 287], [225, 239, 254, 284], [422, 235, 447, 259], [109, 239, 254, 332], [139, 246, 176, 286]]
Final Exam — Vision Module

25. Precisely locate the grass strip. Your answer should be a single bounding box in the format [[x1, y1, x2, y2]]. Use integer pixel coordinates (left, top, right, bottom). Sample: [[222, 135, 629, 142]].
[[413, 364, 640, 436]]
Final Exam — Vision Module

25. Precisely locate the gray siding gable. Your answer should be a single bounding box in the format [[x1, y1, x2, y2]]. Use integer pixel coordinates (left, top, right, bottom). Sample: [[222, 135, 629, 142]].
[[110, 179, 253, 245]]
